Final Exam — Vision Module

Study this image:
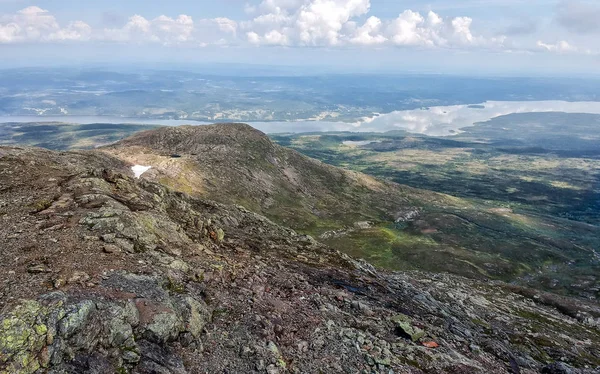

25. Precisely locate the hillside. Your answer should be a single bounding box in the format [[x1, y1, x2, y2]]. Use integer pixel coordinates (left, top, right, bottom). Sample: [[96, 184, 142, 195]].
[[1, 146, 599, 373], [104, 124, 600, 298], [106, 123, 426, 230]]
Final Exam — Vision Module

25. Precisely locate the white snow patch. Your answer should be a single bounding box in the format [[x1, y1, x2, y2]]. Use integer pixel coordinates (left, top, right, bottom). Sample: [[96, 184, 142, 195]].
[[132, 165, 152, 179]]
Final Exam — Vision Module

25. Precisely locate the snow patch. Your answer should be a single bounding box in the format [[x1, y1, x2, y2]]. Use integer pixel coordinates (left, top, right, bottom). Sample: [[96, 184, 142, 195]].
[[132, 165, 152, 179]]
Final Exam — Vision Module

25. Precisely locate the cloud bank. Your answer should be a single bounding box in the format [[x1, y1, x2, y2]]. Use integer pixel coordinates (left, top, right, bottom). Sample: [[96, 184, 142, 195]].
[[0, 1, 595, 55]]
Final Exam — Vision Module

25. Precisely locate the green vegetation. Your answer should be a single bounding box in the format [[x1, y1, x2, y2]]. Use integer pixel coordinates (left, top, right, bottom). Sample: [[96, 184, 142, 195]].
[[0, 122, 160, 150], [272, 112, 600, 298]]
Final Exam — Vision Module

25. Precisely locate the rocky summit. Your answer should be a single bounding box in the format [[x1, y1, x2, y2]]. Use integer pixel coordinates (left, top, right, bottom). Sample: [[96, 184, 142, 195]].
[[105, 123, 420, 232], [0, 130, 600, 373]]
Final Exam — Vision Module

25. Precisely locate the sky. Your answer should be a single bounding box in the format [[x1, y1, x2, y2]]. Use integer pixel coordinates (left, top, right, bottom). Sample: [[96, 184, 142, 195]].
[[0, 0, 599, 75]]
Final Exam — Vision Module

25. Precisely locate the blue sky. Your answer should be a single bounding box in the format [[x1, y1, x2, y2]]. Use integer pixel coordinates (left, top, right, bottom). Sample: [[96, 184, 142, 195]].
[[0, 0, 598, 75]]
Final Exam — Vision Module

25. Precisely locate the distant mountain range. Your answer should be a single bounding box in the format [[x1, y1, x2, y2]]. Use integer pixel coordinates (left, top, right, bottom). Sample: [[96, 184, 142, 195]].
[[2, 68, 600, 122]]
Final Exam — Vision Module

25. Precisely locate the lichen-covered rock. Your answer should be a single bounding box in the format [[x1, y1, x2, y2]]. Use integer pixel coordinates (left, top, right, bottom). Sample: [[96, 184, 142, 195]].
[[145, 310, 182, 343], [58, 300, 95, 339], [104, 303, 137, 348], [182, 297, 211, 339], [0, 270, 213, 373], [391, 314, 425, 342], [0, 301, 48, 374]]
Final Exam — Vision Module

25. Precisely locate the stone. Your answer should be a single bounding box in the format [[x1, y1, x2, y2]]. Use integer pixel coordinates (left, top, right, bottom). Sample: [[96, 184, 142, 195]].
[[541, 362, 574, 374], [103, 244, 120, 254], [58, 300, 96, 339], [297, 340, 309, 353], [122, 349, 141, 364], [101, 233, 117, 243], [145, 310, 182, 343], [105, 305, 136, 348], [68, 271, 91, 285], [27, 264, 51, 274], [114, 238, 135, 253], [391, 314, 425, 342], [216, 228, 225, 242], [169, 259, 190, 272], [183, 297, 211, 339]]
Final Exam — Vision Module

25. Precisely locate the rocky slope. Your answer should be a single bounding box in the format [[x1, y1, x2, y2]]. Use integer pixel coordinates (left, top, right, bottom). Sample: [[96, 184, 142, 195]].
[[103, 124, 600, 298], [1, 146, 600, 373]]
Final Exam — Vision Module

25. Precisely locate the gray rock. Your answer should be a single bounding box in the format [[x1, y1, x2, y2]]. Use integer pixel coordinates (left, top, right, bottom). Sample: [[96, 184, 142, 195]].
[[542, 362, 574, 374], [145, 310, 182, 343], [182, 297, 211, 339], [58, 300, 96, 339]]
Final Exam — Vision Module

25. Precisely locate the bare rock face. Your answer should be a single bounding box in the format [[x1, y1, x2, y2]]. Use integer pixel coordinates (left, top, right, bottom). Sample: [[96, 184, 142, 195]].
[[1, 146, 600, 374]]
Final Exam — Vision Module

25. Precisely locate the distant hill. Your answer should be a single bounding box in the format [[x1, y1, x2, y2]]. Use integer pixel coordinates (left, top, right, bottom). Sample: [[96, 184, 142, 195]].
[[0, 122, 160, 150]]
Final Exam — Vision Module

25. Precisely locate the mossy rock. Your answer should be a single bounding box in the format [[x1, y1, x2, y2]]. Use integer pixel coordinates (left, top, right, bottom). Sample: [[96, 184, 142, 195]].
[[29, 199, 53, 213], [391, 314, 425, 342], [0, 301, 49, 374]]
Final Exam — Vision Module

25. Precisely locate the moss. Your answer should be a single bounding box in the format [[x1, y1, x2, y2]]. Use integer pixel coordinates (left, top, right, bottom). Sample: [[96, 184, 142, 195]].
[[514, 309, 556, 326], [212, 308, 229, 319], [277, 358, 287, 368], [29, 199, 52, 213], [391, 314, 425, 342], [137, 214, 157, 234], [216, 228, 225, 242], [34, 324, 47, 336], [470, 318, 491, 330], [166, 277, 186, 294]]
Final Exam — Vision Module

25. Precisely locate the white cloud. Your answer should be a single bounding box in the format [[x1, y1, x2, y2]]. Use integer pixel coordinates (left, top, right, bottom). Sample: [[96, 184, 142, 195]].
[[214, 17, 238, 36], [48, 21, 92, 41], [385, 10, 503, 49], [102, 14, 195, 44], [243, 1, 505, 50], [0, 6, 236, 46], [244, 0, 372, 46], [0, 2, 593, 56], [387, 10, 430, 46], [295, 0, 370, 45], [536, 40, 577, 53], [350, 16, 386, 45], [264, 29, 288, 45], [247, 31, 261, 44], [0, 6, 91, 43]]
